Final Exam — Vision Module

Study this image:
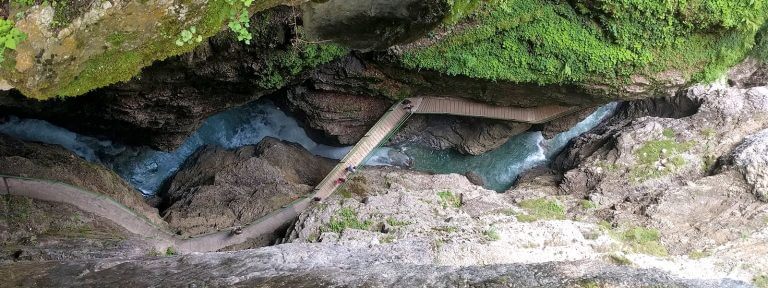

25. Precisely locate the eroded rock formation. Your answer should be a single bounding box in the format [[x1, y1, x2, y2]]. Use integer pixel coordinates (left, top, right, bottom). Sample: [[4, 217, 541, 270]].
[[161, 137, 334, 238]]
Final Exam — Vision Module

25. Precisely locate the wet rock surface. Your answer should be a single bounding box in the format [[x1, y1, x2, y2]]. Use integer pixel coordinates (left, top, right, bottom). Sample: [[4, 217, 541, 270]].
[[390, 114, 531, 155], [281, 85, 391, 145], [161, 137, 335, 237], [302, 0, 450, 51]]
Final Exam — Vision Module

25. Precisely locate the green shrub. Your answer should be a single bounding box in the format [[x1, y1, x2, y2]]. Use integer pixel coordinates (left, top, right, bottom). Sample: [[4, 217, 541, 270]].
[[754, 25, 768, 62]]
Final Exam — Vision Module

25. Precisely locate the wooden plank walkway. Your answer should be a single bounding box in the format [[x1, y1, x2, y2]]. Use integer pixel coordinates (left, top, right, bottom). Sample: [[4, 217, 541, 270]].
[[0, 97, 578, 253], [415, 97, 576, 124]]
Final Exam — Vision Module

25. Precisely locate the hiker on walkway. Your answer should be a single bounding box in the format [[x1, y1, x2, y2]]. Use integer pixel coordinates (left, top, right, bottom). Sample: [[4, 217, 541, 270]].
[[334, 178, 346, 185], [345, 165, 357, 173]]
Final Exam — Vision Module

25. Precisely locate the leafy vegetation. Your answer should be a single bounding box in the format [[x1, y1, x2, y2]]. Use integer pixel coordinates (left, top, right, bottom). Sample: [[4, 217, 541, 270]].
[[444, 0, 483, 24], [754, 25, 768, 62], [225, 0, 255, 44], [402, 0, 768, 89], [175, 27, 203, 46], [165, 246, 177, 256], [437, 190, 462, 208], [0, 19, 26, 63], [515, 198, 565, 222], [325, 207, 372, 233]]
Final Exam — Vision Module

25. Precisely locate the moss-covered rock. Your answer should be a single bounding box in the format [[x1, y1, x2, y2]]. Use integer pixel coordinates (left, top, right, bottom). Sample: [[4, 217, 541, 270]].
[[397, 0, 768, 99], [0, 0, 294, 100]]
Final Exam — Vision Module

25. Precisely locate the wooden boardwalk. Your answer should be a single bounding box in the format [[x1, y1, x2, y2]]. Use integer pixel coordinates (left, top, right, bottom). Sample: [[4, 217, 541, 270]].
[[1, 97, 578, 253], [311, 97, 578, 201]]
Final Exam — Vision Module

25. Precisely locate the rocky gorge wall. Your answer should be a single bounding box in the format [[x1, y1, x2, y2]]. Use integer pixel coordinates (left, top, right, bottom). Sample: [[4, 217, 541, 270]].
[[2, 1, 767, 153], [1, 0, 768, 286]]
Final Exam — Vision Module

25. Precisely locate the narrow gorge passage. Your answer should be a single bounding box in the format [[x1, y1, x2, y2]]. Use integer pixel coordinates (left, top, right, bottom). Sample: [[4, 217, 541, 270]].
[[0, 97, 587, 252], [0, 98, 599, 196]]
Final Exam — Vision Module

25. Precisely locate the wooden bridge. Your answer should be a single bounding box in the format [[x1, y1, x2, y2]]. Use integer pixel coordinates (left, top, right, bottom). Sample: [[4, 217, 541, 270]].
[[311, 97, 577, 201], [1, 97, 578, 252]]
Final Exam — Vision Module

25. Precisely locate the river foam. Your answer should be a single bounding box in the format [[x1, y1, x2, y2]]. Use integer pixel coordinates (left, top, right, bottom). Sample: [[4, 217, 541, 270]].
[[368, 103, 618, 191]]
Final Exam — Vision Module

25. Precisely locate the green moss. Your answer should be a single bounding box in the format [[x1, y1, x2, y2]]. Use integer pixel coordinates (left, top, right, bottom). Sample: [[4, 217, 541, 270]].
[[580, 200, 597, 210], [437, 190, 462, 208], [688, 250, 710, 260], [325, 207, 372, 233], [402, 0, 768, 89], [608, 254, 633, 266], [617, 227, 668, 256], [483, 228, 500, 241], [515, 198, 565, 222], [754, 275, 768, 288], [630, 138, 694, 182], [52, 0, 233, 98], [386, 217, 411, 227]]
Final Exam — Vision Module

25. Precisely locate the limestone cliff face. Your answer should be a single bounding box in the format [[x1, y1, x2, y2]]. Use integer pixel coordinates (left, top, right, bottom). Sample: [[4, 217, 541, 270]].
[[1, 1, 765, 152]]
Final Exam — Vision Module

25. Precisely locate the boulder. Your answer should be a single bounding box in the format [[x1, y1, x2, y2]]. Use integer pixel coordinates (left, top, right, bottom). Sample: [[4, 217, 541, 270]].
[[161, 137, 335, 238], [732, 129, 768, 201]]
